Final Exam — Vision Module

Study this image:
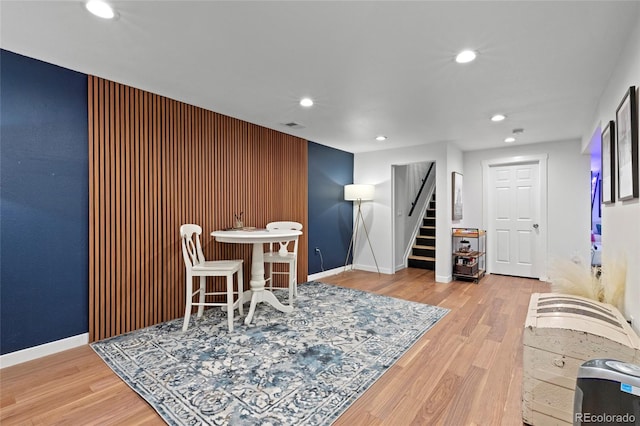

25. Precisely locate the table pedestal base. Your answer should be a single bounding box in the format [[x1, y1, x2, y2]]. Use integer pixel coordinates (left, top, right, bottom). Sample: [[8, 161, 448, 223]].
[[243, 242, 294, 325], [243, 288, 293, 325]]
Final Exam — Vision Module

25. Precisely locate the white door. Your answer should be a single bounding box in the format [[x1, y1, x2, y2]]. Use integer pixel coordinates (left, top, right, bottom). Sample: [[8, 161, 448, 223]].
[[488, 162, 540, 278]]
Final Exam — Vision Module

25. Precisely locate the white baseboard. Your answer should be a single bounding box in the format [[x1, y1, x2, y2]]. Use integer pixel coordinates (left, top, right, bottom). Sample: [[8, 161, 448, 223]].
[[307, 263, 393, 281], [0, 333, 89, 369], [352, 263, 392, 275], [436, 273, 452, 283], [307, 266, 347, 281]]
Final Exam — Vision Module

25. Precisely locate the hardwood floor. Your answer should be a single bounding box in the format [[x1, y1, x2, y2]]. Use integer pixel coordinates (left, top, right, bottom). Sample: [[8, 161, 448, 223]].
[[0, 269, 549, 425]]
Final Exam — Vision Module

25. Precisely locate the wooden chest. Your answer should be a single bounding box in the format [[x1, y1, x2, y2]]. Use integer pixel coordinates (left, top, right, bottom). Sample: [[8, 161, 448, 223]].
[[522, 293, 640, 425]]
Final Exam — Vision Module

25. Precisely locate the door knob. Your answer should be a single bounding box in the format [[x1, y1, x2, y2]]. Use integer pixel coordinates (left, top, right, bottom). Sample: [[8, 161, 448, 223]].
[[533, 223, 539, 229]]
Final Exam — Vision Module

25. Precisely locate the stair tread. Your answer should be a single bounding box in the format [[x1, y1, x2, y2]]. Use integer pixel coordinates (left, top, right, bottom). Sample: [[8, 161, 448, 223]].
[[408, 255, 436, 261], [421, 225, 436, 229], [413, 244, 436, 249]]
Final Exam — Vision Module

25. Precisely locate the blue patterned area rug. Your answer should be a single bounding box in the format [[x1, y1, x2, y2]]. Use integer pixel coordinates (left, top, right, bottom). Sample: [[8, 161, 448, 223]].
[[91, 281, 449, 425]]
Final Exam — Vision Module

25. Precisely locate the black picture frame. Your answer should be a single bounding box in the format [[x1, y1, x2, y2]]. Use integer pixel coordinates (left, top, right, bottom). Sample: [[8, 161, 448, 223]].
[[616, 86, 638, 200], [601, 120, 615, 204], [452, 172, 463, 220]]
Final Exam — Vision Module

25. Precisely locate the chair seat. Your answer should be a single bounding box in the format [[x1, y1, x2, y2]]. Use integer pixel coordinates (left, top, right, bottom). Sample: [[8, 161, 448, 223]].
[[193, 260, 243, 271]]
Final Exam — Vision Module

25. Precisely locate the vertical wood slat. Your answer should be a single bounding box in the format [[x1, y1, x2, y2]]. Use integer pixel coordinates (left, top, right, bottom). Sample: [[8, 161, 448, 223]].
[[88, 76, 308, 341], [135, 88, 143, 331], [88, 77, 96, 342], [98, 79, 106, 340]]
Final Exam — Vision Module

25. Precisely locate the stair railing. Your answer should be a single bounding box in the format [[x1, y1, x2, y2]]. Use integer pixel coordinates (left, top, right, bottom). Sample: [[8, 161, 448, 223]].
[[409, 162, 434, 217]]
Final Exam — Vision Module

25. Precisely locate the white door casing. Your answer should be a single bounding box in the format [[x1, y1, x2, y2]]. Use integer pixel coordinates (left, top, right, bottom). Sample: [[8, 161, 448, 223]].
[[482, 155, 548, 280], [490, 162, 538, 277]]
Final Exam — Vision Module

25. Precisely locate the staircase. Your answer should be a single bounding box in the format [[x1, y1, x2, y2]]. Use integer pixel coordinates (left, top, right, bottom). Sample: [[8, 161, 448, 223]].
[[408, 192, 436, 270]]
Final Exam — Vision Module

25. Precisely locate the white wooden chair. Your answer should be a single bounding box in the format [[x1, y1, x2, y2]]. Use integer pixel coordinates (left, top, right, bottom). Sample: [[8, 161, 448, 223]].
[[264, 221, 302, 306], [180, 224, 244, 332]]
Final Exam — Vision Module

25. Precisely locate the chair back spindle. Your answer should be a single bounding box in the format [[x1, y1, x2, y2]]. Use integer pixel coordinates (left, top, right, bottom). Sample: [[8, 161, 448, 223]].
[[180, 224, 206, 269]]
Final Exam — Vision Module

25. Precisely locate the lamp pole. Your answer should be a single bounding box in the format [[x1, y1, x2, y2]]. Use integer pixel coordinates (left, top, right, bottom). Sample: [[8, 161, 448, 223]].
[[344, 197, 380, 274]]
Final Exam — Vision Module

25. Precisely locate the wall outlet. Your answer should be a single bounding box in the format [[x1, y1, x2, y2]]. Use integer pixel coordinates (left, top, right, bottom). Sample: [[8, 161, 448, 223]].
[[314, 247, 320, 254]]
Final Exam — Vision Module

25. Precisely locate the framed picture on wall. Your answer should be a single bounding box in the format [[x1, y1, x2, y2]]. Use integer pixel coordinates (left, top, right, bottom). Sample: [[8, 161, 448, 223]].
[[616, 85, 638, 200], [601, 120, 615, 204], [452, 172, 463, 220]]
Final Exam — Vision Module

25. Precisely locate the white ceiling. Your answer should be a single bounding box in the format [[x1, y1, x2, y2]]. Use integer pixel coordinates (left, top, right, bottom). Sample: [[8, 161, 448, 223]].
[[1, 1, 638, 154]]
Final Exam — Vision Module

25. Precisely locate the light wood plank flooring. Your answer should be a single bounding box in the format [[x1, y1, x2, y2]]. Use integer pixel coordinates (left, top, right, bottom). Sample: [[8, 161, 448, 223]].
[[1, 268, 549, 425]]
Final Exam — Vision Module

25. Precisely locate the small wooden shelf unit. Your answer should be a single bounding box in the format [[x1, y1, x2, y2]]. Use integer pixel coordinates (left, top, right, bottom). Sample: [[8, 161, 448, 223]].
[[452, 228, 486, 283]]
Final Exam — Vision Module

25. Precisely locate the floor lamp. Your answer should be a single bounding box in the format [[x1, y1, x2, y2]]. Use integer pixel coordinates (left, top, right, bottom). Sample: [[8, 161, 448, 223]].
[[344, 184, 380, 274]]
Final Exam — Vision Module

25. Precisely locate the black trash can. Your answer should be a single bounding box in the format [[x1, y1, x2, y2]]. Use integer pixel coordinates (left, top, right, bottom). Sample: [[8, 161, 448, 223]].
[[574, 359, 640, 425]]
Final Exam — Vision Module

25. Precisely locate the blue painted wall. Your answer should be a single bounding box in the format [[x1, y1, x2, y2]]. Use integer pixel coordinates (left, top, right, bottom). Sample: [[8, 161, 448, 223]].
[[0, 50, 89, 354], [307, 141, 353, 274]]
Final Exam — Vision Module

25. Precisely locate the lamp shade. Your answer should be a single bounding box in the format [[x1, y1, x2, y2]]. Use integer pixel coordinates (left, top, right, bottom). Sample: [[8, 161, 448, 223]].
[[344, 184, 374, 201]]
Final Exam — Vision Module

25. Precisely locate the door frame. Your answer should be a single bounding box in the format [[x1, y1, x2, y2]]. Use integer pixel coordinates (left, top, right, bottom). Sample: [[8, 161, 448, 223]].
[[482, 154, 549, 280]]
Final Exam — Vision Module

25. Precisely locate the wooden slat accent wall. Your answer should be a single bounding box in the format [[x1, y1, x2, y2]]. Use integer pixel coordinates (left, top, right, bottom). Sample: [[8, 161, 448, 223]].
[[88, 76, 308, 342]]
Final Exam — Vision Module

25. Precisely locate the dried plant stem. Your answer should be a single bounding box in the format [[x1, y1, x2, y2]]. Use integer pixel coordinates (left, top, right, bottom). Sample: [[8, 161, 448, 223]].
[[548, 256, 626, 314]]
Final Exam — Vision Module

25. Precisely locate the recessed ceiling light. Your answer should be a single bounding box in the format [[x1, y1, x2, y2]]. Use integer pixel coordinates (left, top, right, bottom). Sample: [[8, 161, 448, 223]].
[[375, 135, 387, 141], [455, 50, 477, 64], [300, 98, 314, 107], [86, 0, 115, 19], [491, 114, 506, 122], [504, 137, 516, 143]]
